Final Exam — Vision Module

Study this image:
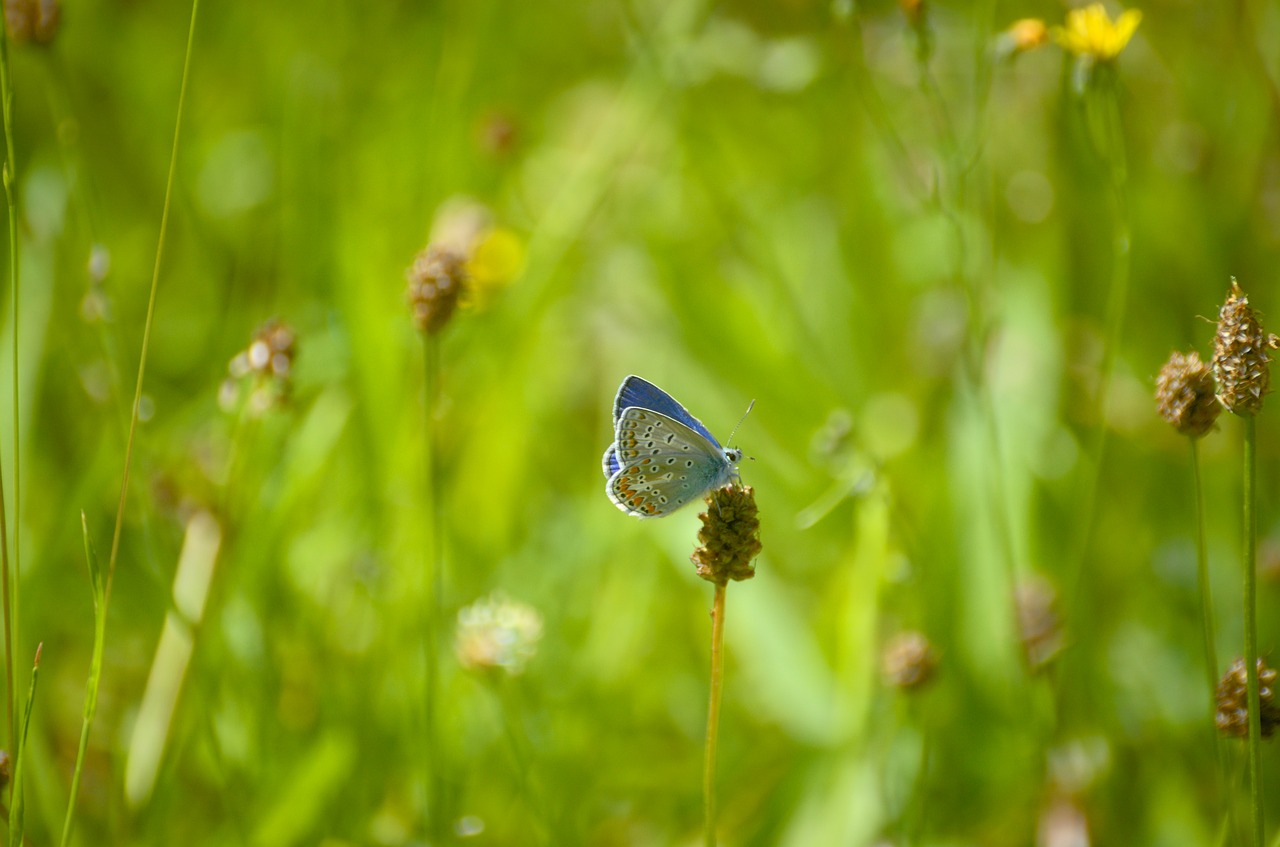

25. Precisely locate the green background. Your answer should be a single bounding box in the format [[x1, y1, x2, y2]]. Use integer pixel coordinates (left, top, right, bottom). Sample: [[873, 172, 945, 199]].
[[0, 0, 1275, 844]]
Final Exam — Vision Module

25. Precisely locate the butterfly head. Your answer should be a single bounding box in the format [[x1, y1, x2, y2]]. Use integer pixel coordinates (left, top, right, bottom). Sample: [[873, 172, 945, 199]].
[[720, 399, 754, 474]]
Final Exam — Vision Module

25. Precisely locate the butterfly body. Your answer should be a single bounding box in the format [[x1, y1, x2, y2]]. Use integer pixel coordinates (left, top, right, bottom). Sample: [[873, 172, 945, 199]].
[[603, 376, 742, 518]]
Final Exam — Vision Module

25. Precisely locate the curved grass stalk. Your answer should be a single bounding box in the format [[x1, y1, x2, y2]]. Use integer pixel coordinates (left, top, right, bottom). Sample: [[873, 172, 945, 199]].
[[0, 0, 19, 771], [60, 0, 202, 839], [59, 516, 103, 847], [6, 644, 38, 847]]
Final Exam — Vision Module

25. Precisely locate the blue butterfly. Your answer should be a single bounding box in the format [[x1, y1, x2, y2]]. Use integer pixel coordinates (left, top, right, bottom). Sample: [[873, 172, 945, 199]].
[[603, 375, 743, 518]]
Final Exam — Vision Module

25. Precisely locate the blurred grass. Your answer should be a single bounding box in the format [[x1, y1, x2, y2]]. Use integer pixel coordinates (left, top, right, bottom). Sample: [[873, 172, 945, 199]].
[[0, 0, 1277, 844]]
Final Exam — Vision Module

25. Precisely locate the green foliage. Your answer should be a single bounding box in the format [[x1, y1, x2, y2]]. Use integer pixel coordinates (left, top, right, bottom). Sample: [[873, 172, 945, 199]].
[[0, 0, 1275, 844]]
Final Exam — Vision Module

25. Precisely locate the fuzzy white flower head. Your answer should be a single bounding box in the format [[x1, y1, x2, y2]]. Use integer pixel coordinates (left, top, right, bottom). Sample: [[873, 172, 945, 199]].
[[455, 595, 543, 675]]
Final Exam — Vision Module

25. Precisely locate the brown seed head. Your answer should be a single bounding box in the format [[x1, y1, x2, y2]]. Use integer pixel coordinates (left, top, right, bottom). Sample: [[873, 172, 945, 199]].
[[406, 245, 468, 335], [4, 0, 59, 45], [247, 319, 297, 379], [1216, 657, 1280, 738], [1213, 279, 1273, 416], [1155, 350, 1220, 437], [1015, 577, 1063, 670], [882, 631, 938, 690], [692, 485, 761, 585], [221, 318, 298, 416]]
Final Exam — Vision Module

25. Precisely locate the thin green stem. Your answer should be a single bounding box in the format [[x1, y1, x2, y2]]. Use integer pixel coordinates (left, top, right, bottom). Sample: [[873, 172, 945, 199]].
[[0, 0, 16, 768], [704, 582, 727, 847], [105, 0, 199, 604], [422, 333, 446, 839], [496, 678, 548, 844], [903, 705, 933, 847], [65, 0, 200, 836], [59, 515, 104, 847], [1192, 438, 1218, 699], [1061, 74, 1130, 682], [7, 643, 38, 847], [841, 13, 931, 202], [1243, 414, 1263, 847], [1192, 437, 1236, 842]]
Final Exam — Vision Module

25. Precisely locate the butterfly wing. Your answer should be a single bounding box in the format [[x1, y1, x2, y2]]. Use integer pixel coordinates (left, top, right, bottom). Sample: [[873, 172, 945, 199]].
[[602, 444, 621, 480], [612, 375, 722, 449], [606, 407, 737, 518]]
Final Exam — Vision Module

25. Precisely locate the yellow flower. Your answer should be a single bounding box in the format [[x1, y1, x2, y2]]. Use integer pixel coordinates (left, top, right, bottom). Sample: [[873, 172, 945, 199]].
[[428, 196, 525, 310], [1009, 18, 1048, 51], [994, 18, 1048, 59], [1053, 3, 1141, 62], [465, 225, 525, 307]]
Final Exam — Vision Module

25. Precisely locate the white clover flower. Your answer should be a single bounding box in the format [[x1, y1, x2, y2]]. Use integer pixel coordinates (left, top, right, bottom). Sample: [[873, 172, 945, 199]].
[[455, 595, 542, 675]]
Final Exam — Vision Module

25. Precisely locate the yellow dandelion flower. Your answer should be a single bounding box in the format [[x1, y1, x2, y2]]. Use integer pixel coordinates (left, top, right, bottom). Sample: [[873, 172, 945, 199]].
[[1053, 3, 1141, 62]]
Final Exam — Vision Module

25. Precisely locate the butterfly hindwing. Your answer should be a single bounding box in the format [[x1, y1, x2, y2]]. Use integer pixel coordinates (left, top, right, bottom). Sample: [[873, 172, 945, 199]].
[[602, 444, 621, 479], [606, 407, 735, 518]]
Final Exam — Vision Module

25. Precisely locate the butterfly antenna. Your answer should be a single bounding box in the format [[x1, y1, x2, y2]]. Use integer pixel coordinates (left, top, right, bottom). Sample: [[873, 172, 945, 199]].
[[726, 399, 755, 445]]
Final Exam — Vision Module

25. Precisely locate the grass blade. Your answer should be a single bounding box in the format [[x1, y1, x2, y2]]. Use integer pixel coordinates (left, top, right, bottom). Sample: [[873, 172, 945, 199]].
[[7, 644, 39, 847], [59, 513, 105, 847]]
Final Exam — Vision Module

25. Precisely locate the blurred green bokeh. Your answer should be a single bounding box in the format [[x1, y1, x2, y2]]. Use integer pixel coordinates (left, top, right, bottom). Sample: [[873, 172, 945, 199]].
[[0, 0, 1277, 844]]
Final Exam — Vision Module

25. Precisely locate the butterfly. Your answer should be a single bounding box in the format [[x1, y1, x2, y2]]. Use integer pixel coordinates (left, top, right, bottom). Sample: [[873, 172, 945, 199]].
[[603, 375, 744, 518]]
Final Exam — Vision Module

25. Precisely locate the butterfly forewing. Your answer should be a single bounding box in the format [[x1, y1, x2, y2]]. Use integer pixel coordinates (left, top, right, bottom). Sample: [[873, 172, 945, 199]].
[[612, 375, 722, 449], [606, 407, 736, 518]]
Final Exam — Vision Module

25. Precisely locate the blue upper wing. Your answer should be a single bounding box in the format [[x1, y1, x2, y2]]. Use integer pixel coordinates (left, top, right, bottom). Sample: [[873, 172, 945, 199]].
[[612, 375, 721, 448]]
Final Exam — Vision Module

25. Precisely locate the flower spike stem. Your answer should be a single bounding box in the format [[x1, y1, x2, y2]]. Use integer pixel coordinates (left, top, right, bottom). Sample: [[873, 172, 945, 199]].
[[422, 333, 446, 840], [1191, 438, 1219, 712], [703, 581, 727, 847], [1192, 438, 1236, 839], [1243, 414, 1264, 847]]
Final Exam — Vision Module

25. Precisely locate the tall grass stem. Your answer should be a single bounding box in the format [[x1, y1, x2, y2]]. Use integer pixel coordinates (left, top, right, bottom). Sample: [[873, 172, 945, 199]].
[[104, 0, 200, 604], [1062, 75, 1131, 693], [0, 0, 18, 767], [66, 0, 201, 835], [60, 515, 104, 847], [6, 644, 38, 847]]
